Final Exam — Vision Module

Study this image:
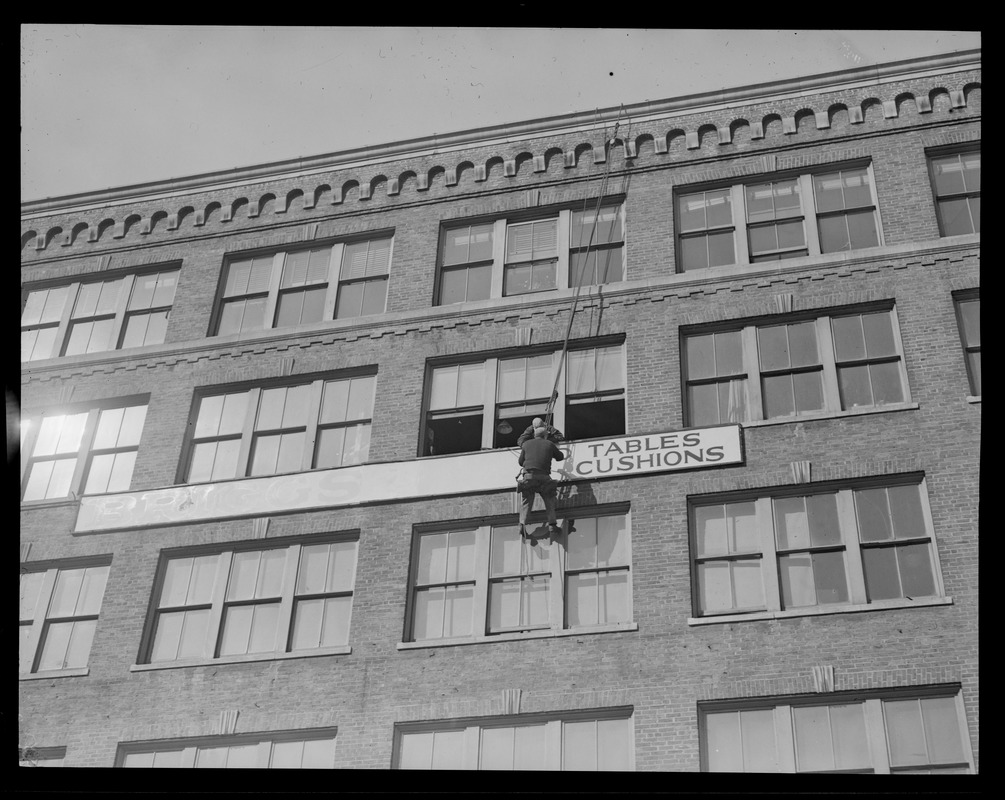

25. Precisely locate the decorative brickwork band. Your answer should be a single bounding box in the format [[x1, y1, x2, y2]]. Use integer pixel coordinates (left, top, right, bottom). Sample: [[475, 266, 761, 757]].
[[790, 461, 812, 484], [217, 710, 240, 735], [773, 293, 794, 314], [501, 689, 522, 715], [280, 357, 296, 376], [514, 327, 533, 347], [812, 665, 835, 693]]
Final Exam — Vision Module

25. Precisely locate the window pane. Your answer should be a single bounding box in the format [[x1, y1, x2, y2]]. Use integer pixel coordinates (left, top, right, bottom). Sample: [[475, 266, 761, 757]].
[[695, 505, 727, 557], [686, 335, 716, 380], [885, 700, 928, 767], [939, 197, 975, 236], [706, 713, 743, 772], [846, 209, 879, 249], [20, 571, 46, 621], [714, 331, 743, 375], [888, 484, 925, 539], [733, 561, 766, 609], [762, 374, 795, 418], [49, 618, 96, 669], [838, 365, 873, 408], [335, 282, 363, 319], [567, 573, 599, 627], [698, 562, 733, 613], [707, 230, 736, 267], [413, 585, 474, 640], [793, 370, 824, 414], [898, 543, 935, 597], [855, 488, 892, 541], [862, 546, 901, 600], [921, 697, 966, 764], [817, 216, 850, 253], [680, 235, 709, 271], [957, 300, 980, 347], [361, 278, 388, 316], [758, 325, 790, 371], [869, 362, 903, 405]]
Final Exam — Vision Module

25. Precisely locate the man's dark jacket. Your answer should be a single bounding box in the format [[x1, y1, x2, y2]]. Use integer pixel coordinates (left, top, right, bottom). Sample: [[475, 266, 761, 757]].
[[519, 438, 566, 473]]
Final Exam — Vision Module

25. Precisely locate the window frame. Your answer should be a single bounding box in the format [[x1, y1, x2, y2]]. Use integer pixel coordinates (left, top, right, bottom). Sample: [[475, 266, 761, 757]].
[[115, 728, 338, 768], [927, 145, 980, 237], [20, 556, 112, 677], [20, 395, 150, 504], [392, 706, 635, 771], [674, 162, 884, 273], [952, 290, 980, 397], [688, 474, 947, 623], [402, 506, 633, 647], [699, 685, 974, 773], [136, 533, 359, 668], [420, 337, 626, 457], [178, 369, 376, 484], [681, 303, 912, 427], [20, 265, 181, 362], [434, 200, 626, 306], [209, 233, 394, 337]]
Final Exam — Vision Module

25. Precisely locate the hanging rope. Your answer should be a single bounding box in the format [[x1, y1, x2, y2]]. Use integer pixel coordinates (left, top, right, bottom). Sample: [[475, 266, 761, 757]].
[[543, 107, 632, 430]]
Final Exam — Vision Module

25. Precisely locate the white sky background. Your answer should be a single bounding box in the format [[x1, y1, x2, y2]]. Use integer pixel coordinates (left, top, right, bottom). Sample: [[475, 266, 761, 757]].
[[20, 26, 980, 203]]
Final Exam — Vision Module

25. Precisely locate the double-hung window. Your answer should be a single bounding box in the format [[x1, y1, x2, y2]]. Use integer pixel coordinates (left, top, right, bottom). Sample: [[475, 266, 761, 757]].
[[213, 235, 392, 336], [20, 559, 110, 674], [701, 687, 973, 773], [21, 398, 148, 502], [141, 535, 358, 665], [928, 148, 980, 236], [21, 268, 179, 362], [182, 372, 375, 483], [117, 730, 337, 768], [690, 476, 944, 620], [435, 202, 625, 305], [405, 510, 632, 644], [423, 341, 625, 456], [395, 709, 634, 770], [953, 291, 980, 396], [683, 305, 909, 426], [675, 164, 881, 271]]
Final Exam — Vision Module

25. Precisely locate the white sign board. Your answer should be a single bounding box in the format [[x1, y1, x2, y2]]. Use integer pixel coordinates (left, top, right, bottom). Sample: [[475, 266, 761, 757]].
[[73, 425, 742, 533]]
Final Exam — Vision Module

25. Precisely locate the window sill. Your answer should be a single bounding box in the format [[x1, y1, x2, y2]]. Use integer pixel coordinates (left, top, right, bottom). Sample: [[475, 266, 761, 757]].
[[740, 402, 919, 429], [20, 667, 89, 681], [966, 395, 981, 404], [129, 645, 351, 672], [397, 622, 638, 650], [687, 596, 953, 626], [20, 496, 80, 511]]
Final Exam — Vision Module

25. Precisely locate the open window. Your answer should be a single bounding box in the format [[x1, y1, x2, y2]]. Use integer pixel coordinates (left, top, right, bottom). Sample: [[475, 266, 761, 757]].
[[422, 340, 626, 456]]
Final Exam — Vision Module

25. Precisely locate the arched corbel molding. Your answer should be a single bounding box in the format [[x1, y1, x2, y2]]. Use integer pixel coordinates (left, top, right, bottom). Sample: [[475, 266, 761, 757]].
[[44, 226, 63, 249], [761, 113, 783, 138], [394, 171, 417, 195], [828, 103, 851, 128], [222, 198, 248, 222], [175, 206, 195, 230], [483, 156, 504, 182], [729, 119, 751, 145], [21, 230, 38, 251], [860, 97, 884, 124], [70, 221, 91, 244], [308, 184, 330, 208], [250, 193, 276, 218], [696, 124, 718, 150], [95, 219, 115, 241], [337, 180, 360, 204], [543, 147, 564, 172], [282, 188, 304, 214], [962, 82, 981, 110], [123, 214, 143, 236], [455, 161, 475, 186], [929, 88, 952, 113], [794, 109, 816, 133], [632, 133, 654, 158]]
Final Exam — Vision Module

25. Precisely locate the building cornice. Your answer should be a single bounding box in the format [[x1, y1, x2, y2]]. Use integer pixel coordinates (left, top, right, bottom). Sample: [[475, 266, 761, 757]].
[[21, 49, 980, 216]]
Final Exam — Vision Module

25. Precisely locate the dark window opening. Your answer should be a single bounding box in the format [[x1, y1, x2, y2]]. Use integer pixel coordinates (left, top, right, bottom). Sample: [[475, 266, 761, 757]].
[[426, 414, 483, 456], [565, 397, 625, 441]]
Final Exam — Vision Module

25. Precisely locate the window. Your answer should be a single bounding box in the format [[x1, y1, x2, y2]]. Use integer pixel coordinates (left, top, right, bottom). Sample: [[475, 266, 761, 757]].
[[21, 268, 179, 362], [395, 709, 634, 770], [953, 292, 980, 396], [701, 687, 973, 773], [423, 341, 624, 456], [20, 560, 110, 674], [181, 372, 375, 483], [435, 202, 624, 305], [140, 536, 358, 665], [213, 235, 392, 336], [675, 165, 881, 271], [683, 305, 909, 426], [18, 747, 66, 767], [690, 476, 943, 619], [405, 510, 631, 644], [929, 149, 980, 236], [117, 730, 336, 768], [20, 398, 148, 502]]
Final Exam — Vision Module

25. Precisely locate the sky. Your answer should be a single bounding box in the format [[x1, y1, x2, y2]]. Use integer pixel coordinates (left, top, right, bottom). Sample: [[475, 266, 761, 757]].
[[20, 27, 981, 204]]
